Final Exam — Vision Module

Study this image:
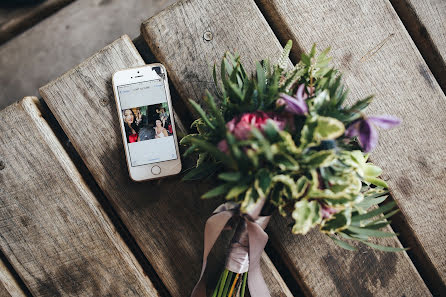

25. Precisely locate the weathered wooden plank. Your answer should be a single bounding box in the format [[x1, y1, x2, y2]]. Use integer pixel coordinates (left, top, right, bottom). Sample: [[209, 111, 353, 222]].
[[256, 0, 446, 294], [0, 257, 27, 297], [0, 0, 74, 44], [40, 35, 293, 296], [0, 0, 177, 110], [0, 97, 159, 297], [390, 0, 446, 91], [142, 0, 431, 296]]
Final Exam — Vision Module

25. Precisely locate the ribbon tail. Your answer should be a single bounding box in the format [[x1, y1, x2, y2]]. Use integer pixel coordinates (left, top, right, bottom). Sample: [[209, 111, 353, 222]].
[[246, 220, 271, 297], [191, 210, 234, 297]]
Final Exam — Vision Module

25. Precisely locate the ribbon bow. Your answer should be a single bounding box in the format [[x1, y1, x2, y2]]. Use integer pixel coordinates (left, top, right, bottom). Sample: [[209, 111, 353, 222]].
[[191, 200, 271, 297]]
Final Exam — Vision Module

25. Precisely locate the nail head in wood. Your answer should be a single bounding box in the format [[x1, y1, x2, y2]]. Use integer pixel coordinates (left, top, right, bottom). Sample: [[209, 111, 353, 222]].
[[203, 31, 213, 41]]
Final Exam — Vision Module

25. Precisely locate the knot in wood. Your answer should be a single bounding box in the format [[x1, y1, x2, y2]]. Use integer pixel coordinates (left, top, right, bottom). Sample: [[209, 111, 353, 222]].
[[99, 98, 108, 106]]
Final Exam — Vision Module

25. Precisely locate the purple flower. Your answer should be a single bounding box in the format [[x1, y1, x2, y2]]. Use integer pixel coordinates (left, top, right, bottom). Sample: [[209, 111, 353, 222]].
[[346, 115, 401, 152], [278, 84, 309, 115]]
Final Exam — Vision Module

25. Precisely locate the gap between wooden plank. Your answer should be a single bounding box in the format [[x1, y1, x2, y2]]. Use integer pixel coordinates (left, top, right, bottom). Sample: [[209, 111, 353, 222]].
[[253, 0, 445, 295], [0, 252, 31, 297], [389, 0, 446, 94]]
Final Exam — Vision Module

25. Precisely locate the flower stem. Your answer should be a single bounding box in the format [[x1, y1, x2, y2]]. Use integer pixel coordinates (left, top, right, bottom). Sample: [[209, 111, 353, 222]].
[[240, 272, 248, 297], [228, 273, 240, 297], [212, 272, 224, 297], [216, 269, 229, 297], [222, 271, 233, 296]]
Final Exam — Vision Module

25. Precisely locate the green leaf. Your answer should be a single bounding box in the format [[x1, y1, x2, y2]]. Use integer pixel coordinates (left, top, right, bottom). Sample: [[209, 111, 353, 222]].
[[348, 95, 374, 112], [314, 116, 345, 141], [189, 138, 235, 168], [256, 169, 272, 194], [356, 195, 388, 210], [274, 154, 300, 171], [363, 163, 382, 177], [226, 184, 250, 199], [365, 209, 399, 226], [364, 176, 388, 188], [301, 53, 311, 66], [277, 40, 292, 69], [202, 183, 232, 199], [263, 120, 280, 142], [302, 150, 336, 168], [256, 61, 266, 97], [329, 235, 357, 251], [313, 90, 330, 108], [182, 163, 218, 181], [272, 175, 298, 198], [347, 225, 397, 238], [204, 90, 225, 128], [188, 99, 215, 130], [292, 200, 321, 234], [351, 201, 396, 222], [218, 172, 241, 182], [360, 241, 408, 252]]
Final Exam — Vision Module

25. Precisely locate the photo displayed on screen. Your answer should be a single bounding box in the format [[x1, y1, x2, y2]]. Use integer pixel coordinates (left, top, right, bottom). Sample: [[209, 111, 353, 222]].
[[118, 76, 177, 167]]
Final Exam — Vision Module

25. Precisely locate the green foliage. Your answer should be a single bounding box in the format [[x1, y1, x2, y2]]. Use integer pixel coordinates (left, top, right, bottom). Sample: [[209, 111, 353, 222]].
[[181, 41, 402, 252]]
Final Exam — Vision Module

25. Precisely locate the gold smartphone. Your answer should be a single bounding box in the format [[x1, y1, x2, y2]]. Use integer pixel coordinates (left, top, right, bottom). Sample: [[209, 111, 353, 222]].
[[112, 64, 181, 181]]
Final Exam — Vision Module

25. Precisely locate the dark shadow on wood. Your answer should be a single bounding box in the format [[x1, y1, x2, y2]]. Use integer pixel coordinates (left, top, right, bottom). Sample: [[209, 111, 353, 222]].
[[264, 241, 305, 297], [389, 0, 446, 95], [37, 98, 172, 297], [385, 194, 445, 296], [0, 250, 33, 297], [0, 0, 75, 45]]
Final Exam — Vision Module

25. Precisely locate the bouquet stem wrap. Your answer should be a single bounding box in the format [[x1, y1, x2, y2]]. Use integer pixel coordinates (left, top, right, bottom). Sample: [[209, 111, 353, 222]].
[[191, 200, 271, 297]]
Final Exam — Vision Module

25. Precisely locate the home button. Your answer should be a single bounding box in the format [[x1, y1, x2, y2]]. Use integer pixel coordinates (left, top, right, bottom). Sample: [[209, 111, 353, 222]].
[[151, 165, 161, 175]]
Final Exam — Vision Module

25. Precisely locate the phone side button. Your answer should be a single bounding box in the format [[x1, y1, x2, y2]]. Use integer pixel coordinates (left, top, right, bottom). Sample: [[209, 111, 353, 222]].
[[151, 165, 161, 175]]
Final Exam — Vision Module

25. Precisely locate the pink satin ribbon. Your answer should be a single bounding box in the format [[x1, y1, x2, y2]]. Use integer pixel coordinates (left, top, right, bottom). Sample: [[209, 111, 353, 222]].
[[191, 202, 271, 297]]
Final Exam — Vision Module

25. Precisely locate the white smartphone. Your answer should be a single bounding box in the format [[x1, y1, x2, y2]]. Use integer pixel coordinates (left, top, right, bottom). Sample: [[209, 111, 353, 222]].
[[112, 64, 181, 181]]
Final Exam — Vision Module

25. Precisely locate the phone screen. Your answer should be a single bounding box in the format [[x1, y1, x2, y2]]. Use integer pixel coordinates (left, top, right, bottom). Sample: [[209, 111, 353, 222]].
[[117, 76, 178, 167]]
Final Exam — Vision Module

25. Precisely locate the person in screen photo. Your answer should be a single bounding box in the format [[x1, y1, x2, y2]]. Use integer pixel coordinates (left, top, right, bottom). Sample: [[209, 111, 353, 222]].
[[154, 119, 168, 138], [123, 109, 139, 143]]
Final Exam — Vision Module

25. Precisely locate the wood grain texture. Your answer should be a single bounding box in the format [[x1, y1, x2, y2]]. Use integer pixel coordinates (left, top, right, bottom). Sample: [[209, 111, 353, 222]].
[[0, 97, 159, 297], [40, 35, 292, 297], [389, 0, 446, 92], [0, 0, 74, 44], [0, 257, 27, 297], [257, 0, 446, 294], [142, 0, 431, 296]]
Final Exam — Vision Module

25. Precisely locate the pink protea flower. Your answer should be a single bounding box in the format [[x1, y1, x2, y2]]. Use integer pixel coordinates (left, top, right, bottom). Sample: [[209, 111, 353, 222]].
[[226, 111, 285, 141], [320, 203, 339, 219]]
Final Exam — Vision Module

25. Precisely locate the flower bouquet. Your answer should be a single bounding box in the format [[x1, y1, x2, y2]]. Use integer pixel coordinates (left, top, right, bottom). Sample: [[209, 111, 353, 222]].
[[181, 41, 403, 297]]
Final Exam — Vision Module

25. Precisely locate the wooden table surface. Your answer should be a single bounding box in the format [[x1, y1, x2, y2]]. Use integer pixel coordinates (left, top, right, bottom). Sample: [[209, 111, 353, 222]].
[[1, 0, 445, 296]]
